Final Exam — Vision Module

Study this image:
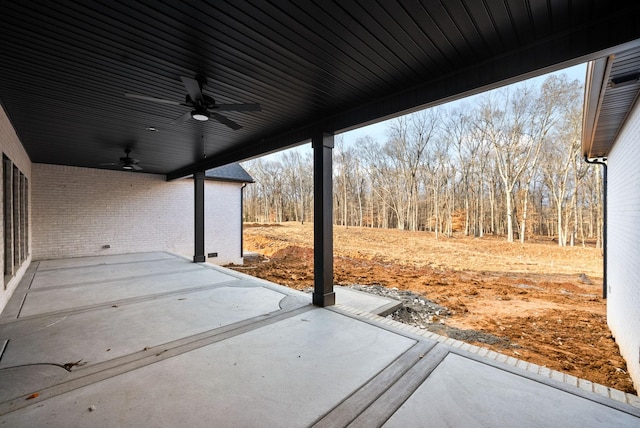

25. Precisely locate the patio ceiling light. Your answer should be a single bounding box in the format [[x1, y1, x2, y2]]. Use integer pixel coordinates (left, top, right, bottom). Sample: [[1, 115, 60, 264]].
[[191, 109, 209, 121]]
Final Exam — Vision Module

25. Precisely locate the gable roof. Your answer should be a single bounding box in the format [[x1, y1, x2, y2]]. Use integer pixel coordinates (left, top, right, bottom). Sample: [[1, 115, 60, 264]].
[[205, 163, 253, 184]]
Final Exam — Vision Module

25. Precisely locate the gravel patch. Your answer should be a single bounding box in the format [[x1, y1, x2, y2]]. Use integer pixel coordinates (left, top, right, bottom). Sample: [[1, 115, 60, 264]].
[[345, 284, 512, 348]]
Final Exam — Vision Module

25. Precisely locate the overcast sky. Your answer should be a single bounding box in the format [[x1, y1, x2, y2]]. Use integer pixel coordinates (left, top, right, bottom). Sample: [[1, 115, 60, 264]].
[[339, 62, 587, 147], [252, 62, 587, 161]]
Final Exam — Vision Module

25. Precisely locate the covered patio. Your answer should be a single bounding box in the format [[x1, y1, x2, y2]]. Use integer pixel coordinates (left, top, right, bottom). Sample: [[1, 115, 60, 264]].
[[2, 1, 640, 425], [0, 252, 638, 426], [2, 1, 640, 305]]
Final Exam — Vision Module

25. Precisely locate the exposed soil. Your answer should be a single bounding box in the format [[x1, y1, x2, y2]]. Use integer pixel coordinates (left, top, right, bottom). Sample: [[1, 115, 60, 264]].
[[229, 222, 636, 394]]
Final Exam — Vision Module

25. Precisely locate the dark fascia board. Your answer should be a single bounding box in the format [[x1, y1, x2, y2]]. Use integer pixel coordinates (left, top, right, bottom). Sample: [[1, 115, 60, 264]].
[[204, 176, 253, 184], [167, 7, 640, 180], [204, 176, 254, 184], [582, 56, 614, 158]]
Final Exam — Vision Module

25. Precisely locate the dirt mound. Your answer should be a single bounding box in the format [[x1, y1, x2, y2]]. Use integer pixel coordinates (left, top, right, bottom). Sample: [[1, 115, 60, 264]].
[[271, 245, 314, 260]]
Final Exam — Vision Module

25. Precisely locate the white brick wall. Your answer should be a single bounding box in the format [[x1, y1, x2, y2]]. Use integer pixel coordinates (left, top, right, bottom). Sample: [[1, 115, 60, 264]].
[[32, 164, 244, 265], [607, 97, 640, 391], [205, 179, 245, 265], [0, 105, 245, 314], [0, 105, 32, 313]]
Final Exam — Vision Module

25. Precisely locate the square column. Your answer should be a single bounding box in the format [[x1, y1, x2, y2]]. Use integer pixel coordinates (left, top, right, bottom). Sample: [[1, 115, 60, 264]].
[[193, 171, 206, 263], [312, 132, 335, 307]]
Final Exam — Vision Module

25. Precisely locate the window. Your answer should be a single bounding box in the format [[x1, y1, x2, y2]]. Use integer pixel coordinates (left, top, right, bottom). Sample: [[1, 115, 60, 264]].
[[3, 155, 29, 287]]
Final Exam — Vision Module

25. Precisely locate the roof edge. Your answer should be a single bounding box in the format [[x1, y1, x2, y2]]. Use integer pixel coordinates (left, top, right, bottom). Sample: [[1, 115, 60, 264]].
[[203, 162, 254, 184], [582, 56, 614, 158]]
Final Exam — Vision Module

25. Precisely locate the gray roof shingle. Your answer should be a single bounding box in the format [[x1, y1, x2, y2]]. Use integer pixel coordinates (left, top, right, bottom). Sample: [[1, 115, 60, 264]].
[[205, 163, 254, 183]]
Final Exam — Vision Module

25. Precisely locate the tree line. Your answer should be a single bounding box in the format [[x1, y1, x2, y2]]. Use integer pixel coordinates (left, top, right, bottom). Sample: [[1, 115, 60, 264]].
[[242, 74, 604, 247]]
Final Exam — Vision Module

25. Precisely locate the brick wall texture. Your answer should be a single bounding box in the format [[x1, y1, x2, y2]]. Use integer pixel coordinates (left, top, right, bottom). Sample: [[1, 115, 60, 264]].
[[0, 105, 32, 312], [32, 164, 244, 265], [607, 97, 640, 391]]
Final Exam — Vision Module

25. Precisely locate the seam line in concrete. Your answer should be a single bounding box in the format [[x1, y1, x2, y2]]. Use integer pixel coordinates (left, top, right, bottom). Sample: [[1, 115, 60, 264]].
[[0, 339, 8, 363], [0, 263, 38, 322], [34, 255, 177, 272], [25, 263, 38, 291], [15, 293, 28, 319], [0, 304, 316, 416], [447, 346, 640, 418], [28, 267, 209, 292], [347, 344, 450, 428], [2, 279, 256, 324], [330, 302, 640, 411], [311, 340, 436, 428]]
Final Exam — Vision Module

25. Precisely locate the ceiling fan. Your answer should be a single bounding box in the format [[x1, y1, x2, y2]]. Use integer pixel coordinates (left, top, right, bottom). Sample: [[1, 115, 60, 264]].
[[101, 148, 144, 171], [125, 76, 261, 130]]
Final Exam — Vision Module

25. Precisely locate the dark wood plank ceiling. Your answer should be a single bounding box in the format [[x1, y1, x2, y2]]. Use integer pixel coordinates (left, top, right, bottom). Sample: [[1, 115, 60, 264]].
[[0, 0, 639, 179]]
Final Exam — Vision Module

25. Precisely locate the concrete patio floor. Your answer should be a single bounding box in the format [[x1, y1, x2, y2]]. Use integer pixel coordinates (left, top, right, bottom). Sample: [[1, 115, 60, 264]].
[[0, 252, 638, 427]]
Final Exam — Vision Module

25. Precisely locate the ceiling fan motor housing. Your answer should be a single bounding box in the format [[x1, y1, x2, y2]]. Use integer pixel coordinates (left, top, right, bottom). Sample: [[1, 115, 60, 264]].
[[126, 76, 259, 129], [185, 94, 216, 109]]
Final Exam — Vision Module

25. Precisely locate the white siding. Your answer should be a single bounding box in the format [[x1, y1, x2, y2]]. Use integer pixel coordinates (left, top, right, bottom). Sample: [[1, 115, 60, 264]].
[[0, 105, 32, 312], [607, 97, 640, 391], [32, 164, 244, 265]]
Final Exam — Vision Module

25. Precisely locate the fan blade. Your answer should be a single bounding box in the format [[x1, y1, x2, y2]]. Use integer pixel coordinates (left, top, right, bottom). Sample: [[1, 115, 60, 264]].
[[132, 164, 143, 171], [125, 93, 182, 106], [171, 111, 192, 124], [180, 76, 204, 103], [211, 112, 242, 130], [215, 103, 261, 112]]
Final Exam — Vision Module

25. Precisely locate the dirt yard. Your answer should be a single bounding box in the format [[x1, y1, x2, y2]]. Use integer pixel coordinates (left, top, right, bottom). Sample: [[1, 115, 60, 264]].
[[229, 222, 635, 394]]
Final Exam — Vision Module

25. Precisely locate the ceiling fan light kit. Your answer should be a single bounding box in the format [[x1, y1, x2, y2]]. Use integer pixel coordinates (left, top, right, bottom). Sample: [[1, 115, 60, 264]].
[[99, 148, 144, 171], [191, 109, 210, 121], [125, 76, 260, 129]]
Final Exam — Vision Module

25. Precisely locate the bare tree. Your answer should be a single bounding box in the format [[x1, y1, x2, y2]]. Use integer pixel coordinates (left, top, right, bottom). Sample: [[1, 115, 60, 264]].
[[281, 149, 313, 224], [477, 85, 543, 242], [242, 73, 601, 250], [447, 107, 473, 235], [540, 76, 583, 246]]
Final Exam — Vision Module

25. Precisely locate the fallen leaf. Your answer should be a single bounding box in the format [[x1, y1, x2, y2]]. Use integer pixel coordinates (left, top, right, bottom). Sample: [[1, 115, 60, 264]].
[[26, 393, 39, 400]]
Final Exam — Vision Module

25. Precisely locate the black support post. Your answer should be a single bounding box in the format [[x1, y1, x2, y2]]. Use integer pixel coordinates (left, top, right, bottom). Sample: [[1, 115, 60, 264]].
[[193, 171, 206, 263], [312, 132, 335, 307]]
